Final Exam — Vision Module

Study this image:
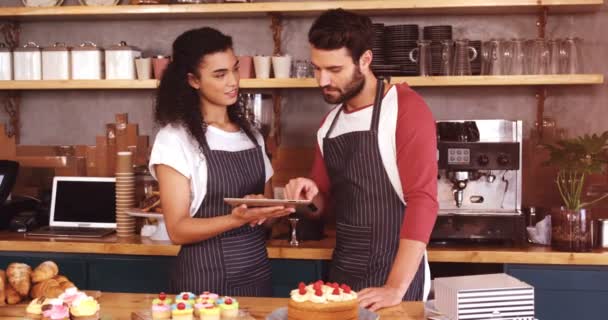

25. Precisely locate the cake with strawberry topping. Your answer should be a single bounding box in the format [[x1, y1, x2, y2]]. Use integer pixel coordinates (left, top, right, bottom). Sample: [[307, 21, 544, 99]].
[[287, 280, 358, 320]]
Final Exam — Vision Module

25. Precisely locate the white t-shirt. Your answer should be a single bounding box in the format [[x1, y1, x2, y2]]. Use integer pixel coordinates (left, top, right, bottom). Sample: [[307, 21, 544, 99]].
[[149, 124, 273, 216]]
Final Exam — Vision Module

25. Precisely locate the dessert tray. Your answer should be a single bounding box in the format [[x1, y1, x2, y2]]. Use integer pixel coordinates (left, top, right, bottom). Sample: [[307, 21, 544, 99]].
[[131, 309, 255, 320]]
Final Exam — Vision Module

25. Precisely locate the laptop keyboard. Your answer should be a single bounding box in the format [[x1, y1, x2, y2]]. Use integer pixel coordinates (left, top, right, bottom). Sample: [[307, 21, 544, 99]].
[[27, 226, 115, 238]]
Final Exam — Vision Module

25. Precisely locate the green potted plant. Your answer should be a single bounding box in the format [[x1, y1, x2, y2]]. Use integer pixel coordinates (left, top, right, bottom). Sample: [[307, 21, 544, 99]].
[[543, 131, 608, 251]]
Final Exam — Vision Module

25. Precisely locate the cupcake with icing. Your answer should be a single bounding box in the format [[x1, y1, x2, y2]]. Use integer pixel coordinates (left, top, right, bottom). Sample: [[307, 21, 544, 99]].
[[199, 291, 219, 301], [26, 297, 47, 319], [218, 296, 239, 318], [199, 304, 221, 320], [174, 292, 196, 306], [171, 302, 193, 320], [41, 301, 70, 320], [58, 287, 87, 307], [194, 302, 214, 319], [69, 296, 100, 320], [151, 292, 172, 320]]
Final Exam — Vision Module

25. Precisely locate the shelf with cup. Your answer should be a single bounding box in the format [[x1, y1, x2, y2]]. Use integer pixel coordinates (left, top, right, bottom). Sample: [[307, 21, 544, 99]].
[[0, 74, 603, 90], [0, 0, 603, 21]]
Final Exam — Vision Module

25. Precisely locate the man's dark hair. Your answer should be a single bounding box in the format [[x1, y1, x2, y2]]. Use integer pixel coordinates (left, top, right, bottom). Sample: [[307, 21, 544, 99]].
[[308, 9, 373, 63]]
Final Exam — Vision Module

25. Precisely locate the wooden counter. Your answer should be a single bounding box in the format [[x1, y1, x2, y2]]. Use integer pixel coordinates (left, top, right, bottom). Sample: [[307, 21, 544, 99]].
[[0, 292, 425, 320], [3, 231, 608, 265]]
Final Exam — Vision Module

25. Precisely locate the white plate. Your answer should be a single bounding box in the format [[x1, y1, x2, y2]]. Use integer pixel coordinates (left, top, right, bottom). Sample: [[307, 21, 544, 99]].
[[266, 306, 378, 320]]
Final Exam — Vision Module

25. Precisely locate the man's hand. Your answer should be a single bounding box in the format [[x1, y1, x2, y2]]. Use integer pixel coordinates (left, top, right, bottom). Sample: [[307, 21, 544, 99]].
[[358, 286, 405, 312], [284, 177, 319, 201]]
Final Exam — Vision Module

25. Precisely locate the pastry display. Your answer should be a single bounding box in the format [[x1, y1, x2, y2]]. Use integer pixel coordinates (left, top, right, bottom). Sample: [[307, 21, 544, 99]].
[[26, 296, 47, 319], [31, 291, 100, 320], [151, 292, 172, 320], [41, 298, 70, 320], [32, 261, 59, 283], [216, 297, 239, 318], [198, 291, 219, 302], [6, 283, 22, 304], [69, 296, 101, 320], [199, 303, 221, 320], [53, 275, 76, 291], [151, 291, 240, 319], [174, 292, 196, 306], [171, 302, 193, 320], [58, 287, 87, 307], [31, 279, 64, 299], [287, 281, 358, 320], [7, 262, 32, 297], [0, 261, 78, 305], [0, 269, 6, 306]]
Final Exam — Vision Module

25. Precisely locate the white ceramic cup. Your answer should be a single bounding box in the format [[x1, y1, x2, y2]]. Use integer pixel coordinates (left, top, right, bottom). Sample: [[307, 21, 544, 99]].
[[135, 57, 152, 80], [271, 55, 292, 78], [253, 55, 271, 79]]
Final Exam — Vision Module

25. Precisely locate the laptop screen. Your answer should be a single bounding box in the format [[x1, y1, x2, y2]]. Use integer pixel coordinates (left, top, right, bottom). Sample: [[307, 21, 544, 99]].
[[50, 177, 117, 228]]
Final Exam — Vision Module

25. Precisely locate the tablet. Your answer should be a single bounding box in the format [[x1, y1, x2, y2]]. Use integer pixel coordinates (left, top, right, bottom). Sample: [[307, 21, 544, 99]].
[[224, 198, 312, 207]]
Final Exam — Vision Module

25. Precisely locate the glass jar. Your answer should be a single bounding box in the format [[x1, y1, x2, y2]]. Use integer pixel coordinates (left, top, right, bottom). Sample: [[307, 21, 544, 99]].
[[551, 207, 592, 252]]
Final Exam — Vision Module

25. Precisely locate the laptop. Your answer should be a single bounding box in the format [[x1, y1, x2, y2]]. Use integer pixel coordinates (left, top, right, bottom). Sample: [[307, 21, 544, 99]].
[[27, 176, 117, 238]]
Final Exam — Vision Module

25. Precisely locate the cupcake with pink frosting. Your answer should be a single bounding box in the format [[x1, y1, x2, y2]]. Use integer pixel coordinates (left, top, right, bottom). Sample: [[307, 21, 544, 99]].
[[58, 287, 87, 307], [41, 300, 69, 320], [151, 292, 172, 320]]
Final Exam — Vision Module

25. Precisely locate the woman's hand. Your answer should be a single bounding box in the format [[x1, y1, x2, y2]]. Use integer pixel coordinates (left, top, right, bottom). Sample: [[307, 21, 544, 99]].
[[231, 194, 294, 227]]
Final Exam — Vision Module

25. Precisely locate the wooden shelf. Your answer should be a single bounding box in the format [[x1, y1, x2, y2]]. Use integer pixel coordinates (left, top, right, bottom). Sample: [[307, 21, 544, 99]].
[[0, 75, 602, 90], [15, 156, 70, 168], [0, 79, 158, 90], [0, 0, 603, 21]]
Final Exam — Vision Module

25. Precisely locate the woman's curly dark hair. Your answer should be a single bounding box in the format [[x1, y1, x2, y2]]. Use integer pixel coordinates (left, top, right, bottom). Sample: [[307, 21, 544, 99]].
[[155, 27, 253, 153]]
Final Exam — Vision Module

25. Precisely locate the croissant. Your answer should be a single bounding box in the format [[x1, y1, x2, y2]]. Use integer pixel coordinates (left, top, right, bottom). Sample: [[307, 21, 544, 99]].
[[32, 261, 59, 283], [5, 284, 21, 305], [31, 278, 63, 299], [53, 275, 76, 291], [6, 263, 31, 297], [0, 269, 6, 306]]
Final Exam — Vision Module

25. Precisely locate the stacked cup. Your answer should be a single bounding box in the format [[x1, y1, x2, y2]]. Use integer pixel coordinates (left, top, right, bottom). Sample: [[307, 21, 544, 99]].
[[115, 151, 136, 237]]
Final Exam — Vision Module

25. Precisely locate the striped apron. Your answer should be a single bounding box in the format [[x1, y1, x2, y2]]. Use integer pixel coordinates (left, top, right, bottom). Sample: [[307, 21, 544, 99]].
[[323, 98, 426, 301], [169, 129, 272, 297]]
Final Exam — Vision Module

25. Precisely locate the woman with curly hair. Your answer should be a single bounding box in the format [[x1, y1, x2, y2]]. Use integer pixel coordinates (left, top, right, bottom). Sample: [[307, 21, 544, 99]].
[[149, 27, 293, 295]]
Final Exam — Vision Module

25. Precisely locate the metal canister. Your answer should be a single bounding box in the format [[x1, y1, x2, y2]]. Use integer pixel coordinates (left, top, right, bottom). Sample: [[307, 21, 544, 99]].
[[13, 42, 42, 80], [600, 219, 608, 249], [71, 41, 104, 80], [0, 43, 12, 80], [42, 42, 71, 80], [105, 41, 141, 80]]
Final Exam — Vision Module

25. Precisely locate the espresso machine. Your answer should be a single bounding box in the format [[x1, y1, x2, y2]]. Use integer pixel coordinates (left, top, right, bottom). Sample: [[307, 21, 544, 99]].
[[431, 120, 526, 245]]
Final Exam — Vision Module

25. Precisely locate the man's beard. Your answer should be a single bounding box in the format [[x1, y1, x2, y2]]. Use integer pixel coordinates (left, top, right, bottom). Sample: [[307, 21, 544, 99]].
[[321, 67, 365, 104]]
